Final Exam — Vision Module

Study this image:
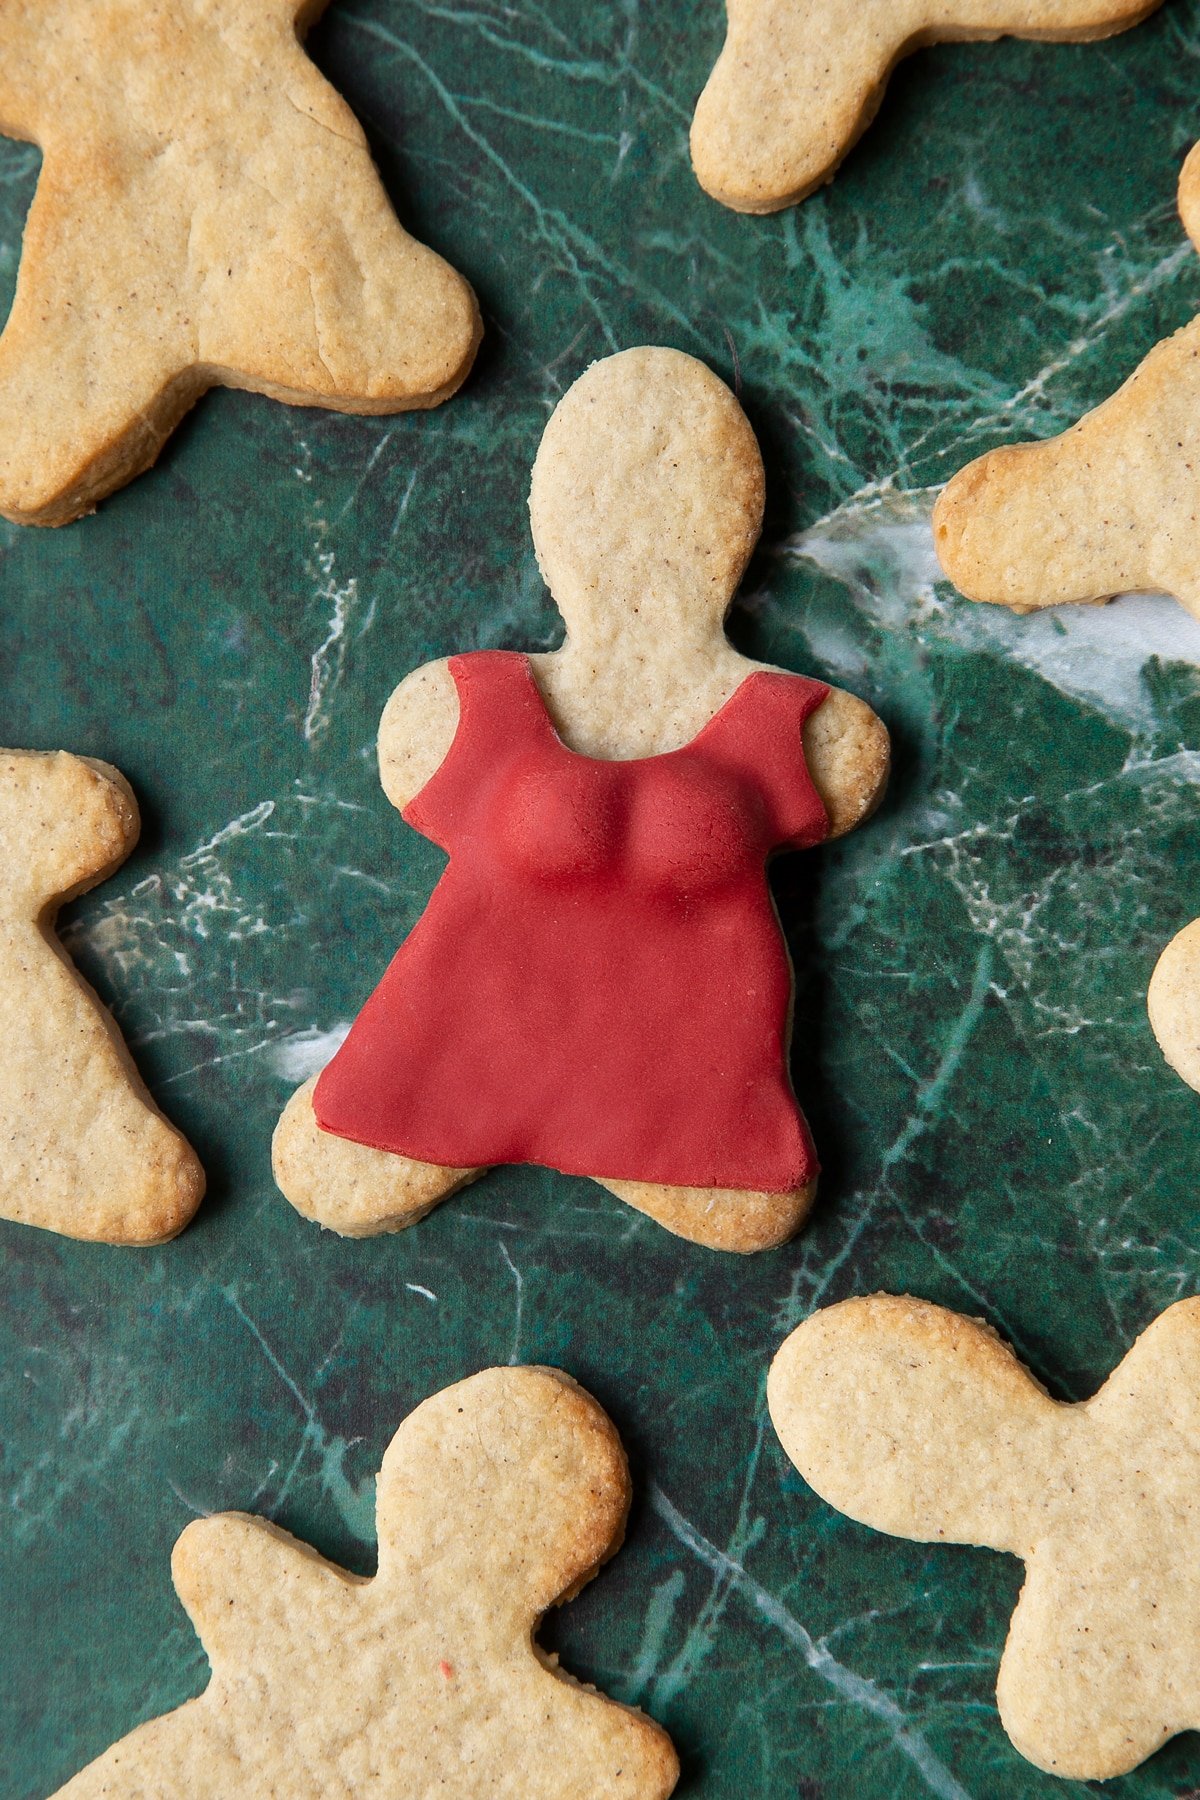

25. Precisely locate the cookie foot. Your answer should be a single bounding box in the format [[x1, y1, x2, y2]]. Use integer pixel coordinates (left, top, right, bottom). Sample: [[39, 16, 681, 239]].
[[597, 1173, 817, 1253], [272, 1076, 481, 1236]]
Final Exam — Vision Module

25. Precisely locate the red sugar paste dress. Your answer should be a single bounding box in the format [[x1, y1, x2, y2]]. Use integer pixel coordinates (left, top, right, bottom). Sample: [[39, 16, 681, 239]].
[[314, 650, 832, 1193]]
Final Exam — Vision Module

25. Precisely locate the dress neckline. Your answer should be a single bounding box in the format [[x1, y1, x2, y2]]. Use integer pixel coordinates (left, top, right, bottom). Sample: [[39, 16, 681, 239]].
[[502, 651, 767, 769]]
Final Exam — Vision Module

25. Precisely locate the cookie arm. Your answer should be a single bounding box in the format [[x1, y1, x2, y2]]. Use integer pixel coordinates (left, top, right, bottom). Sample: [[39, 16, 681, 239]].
[[802, 688, 889, 839], [1086, 1296, 1200, 1439], [691, 0, 920, 212], [48, 1520, 341, 1800], [692, 0, 1162, 213], [171, 1513, 356, 1665], [0, 752, 138, 917], [768, 1296, 1061, 1556], [935, 145, 1200, 620], [527, 1658, 680, 1800], [46, 1701, 214, 1800], [377, 659, 461, 813]]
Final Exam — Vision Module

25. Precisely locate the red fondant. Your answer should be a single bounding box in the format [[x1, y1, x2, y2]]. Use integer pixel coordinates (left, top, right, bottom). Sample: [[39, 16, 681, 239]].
[[314, 651, 831, 1192]]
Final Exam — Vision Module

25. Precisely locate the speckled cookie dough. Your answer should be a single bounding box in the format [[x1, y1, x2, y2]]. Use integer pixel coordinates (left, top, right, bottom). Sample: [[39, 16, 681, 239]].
[[0, 0, 480, 525], [50, 1367, 679, 1800], [0, 749, 203, 1242], [770, 1293, 1200, 1780], [692, 0, 1162, 213]]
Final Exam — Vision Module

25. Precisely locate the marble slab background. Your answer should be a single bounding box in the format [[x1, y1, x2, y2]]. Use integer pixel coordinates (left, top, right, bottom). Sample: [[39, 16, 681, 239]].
[[4, 3, 1200, 1796]]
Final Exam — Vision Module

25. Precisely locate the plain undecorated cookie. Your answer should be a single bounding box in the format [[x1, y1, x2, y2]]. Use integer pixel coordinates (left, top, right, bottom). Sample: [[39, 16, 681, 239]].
[[936, 139, 1200, 618], [691, 0, 1162, 214], [0, 749, 204, 1243], [50, 1367, 679, 1800], [769, 1294, 1200, 1779], [0, 0, 481, 525]]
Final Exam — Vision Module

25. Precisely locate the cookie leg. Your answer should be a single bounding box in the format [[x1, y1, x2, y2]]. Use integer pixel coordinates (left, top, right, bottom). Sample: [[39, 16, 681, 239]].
[[193, 29, 480, 414], [272, 1076, 482, 1236], [0, 154, 203, 526], [596, 1175, 816, 1253]]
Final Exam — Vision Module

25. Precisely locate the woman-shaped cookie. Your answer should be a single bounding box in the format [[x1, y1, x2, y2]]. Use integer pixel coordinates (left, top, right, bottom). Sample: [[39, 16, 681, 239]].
[[274, 348, 889, 1253]]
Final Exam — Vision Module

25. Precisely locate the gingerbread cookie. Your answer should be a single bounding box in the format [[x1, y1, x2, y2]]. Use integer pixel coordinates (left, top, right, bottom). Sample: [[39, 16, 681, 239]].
[[50, 1366, 679, 1800], [691, 0, 1162, 213], [1148, 917, 1200, 1093], [0, 750, 203, 1242], [273, 347, 890, 1253], [769, 1294, 1200, 1779], [0, 0, 481, 526], [936, 139, 1200, 618]]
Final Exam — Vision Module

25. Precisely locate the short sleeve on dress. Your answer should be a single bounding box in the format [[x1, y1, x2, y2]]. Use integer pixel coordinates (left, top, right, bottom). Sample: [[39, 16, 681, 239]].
[[402, 652, 546, 847], [703, 671, 830, 853]]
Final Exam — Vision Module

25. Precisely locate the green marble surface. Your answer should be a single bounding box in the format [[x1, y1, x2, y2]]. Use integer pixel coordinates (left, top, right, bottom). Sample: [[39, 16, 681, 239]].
[[5, 4, 1200, 1796]]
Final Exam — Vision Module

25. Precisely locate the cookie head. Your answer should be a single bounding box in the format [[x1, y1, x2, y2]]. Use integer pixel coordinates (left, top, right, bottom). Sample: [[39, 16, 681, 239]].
[[528, 347, 764, 638], [768, 1294, 1053, 1556], [374, 1366, 631, 1619], [690, 0, 1166, 214]]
